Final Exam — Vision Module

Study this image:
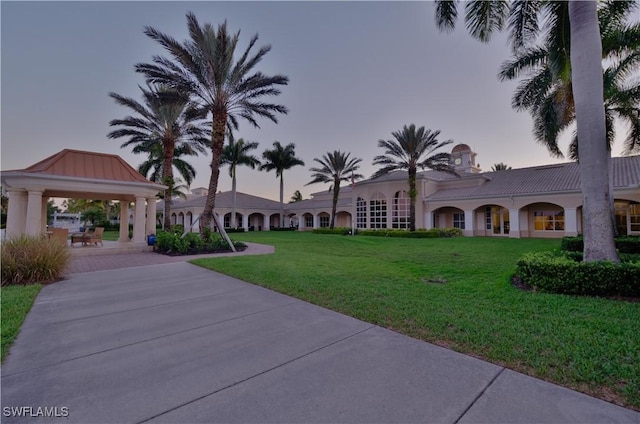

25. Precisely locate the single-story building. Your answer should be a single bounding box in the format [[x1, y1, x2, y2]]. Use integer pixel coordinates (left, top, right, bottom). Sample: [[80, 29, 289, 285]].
[[170, 144, 640, 238]]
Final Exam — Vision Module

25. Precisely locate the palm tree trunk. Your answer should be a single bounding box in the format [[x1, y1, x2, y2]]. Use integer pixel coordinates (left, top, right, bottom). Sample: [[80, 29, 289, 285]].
[[201, 112, 226, 234], [279, 173, 284, 228], [569, 1, 618, 262], [331, 182, 339, 229], [231, 167, 237, 228], [408, 167, 417, 232], [162, 140, 175, 230]]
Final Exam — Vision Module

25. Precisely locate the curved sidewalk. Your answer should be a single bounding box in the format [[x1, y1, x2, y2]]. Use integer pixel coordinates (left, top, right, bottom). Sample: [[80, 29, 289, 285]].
[[65, 242, 275, 274], [2, 260, 638, 423]]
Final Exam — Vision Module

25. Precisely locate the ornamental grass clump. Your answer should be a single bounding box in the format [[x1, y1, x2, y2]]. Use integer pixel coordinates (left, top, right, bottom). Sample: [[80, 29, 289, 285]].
[[1, 236, 70, 286]]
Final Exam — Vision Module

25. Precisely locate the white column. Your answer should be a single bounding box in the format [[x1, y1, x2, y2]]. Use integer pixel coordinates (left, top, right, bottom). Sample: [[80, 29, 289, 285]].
[[41, 197, 49, 233], [119, 201, 130, 242], [25, 190, 43, 236], [6, 190, 27, 238], [146, 198, 156, 235], [424, 211, 434, 230], [313, 214, 319, 229], [464, 210, 475, 237], [133, 197, 146, 243], [263, 214, 270, 231], [509, 208, 521, 238], [242, 214, 249, 231], [564, 207, 579, 236]]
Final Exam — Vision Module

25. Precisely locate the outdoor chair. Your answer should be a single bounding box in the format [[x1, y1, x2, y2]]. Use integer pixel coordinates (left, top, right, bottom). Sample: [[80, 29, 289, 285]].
[[84, 227, 104, 246], [70, 228, 91, 246]]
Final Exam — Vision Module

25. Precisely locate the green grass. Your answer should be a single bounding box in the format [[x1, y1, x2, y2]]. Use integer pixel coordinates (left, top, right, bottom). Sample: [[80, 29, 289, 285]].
[[1, 285, 42, 361], [102, 230, 120, 241], [192, 232, 640, 410]]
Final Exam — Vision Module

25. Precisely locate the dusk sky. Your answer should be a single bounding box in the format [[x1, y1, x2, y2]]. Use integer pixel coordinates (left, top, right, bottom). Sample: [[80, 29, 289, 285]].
[[1, 1, 633, 202]]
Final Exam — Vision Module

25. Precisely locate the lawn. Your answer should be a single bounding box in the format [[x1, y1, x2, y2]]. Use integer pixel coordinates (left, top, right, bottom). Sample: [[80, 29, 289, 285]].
[[193, 231, 640, 410], [1, 284, 42, 361]]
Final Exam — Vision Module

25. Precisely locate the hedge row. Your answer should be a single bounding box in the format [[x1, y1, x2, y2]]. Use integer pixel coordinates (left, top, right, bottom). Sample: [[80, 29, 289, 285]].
[[155, 230, 245, 255], [358, 228, 463, 238], [312, 227, 357, 235], [561, 236, 640, 254], [515, 252, 640, 297]]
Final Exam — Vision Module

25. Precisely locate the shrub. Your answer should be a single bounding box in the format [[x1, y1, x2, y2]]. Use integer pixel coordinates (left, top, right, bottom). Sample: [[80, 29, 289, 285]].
[[1, 236, 70, 286], [561, 235, 640, 254], [224, 228, 246, 233], [312, 227, 357, 235], [358, 228, 463, 238], [515, 251, 640, 297], [269, 227, 297, 231], [154, 230, 245, 255]]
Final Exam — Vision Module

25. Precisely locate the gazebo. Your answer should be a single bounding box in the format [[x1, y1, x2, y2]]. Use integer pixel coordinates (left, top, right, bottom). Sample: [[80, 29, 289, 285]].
[[1, 149, 166, 244]]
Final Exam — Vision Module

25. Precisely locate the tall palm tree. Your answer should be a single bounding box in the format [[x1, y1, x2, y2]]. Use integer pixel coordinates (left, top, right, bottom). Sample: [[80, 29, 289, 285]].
[[434, 0, 618, 262], [108, 83, 208, 230], [372, 124, 454, 232], [498, 1, 640, 159], [135, 12, 289, 234], [491, 162, 512, 171], [306, 151, 363, 229], [260, 142, 305, 227], [221, 137, 261, 228]]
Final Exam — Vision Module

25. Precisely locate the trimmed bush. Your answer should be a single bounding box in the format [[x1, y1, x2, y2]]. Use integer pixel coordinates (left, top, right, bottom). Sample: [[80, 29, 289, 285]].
[[312, 227, 357, 235], [561, 235, 640, 254], [1, 236, 70, 286], [269, 227, 297, 231], [154, 230, 245, 255], [515, 251, 640, 297], [359, 228, 463, 238]]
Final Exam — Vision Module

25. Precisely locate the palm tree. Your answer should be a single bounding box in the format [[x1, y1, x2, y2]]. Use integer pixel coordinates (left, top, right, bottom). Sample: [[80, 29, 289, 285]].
[[498, 1, 640, 159], [136, 143, 199, 187], [221, 138, 261, 228], [135, 13, 289, 234], [108, 83, 208, 230], [491, 162, 512, 171], [372, 124, 454, 231], [306, 151, 363, 229], [434, 0, 618, 262], [290, 190, 304, 203], [260, 142, 305, 227]]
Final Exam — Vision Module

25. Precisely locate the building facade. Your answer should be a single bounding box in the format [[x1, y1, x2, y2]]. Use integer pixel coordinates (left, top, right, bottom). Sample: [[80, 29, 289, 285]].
[[170, 145, 640, 238]]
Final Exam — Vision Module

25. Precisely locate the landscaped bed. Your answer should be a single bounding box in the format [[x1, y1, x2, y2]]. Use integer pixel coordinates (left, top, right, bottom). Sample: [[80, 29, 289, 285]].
[[192, 231, 640, 410]]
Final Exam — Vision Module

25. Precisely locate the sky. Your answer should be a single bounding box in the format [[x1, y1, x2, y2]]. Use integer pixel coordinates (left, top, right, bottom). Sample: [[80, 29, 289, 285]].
[[1, 1, 633, 203]]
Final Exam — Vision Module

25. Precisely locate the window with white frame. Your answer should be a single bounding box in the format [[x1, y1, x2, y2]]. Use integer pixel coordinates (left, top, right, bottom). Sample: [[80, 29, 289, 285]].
[[453, 213, 465, 229], [356, 197, 367, 228], [534, 210, 565, 231], [305, 214, 313, 228], [392, 190, 410, 229], [369, 193, 387, 229], [319, 214, 330, 228], [631, 204, 640, 233]]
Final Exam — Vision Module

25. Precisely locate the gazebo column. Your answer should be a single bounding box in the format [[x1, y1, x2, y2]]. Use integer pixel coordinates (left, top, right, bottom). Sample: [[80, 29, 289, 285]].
[[6, 190, 27, 238], [25, 190, 43, 236], [41, 197, 49, 233], [133, 197, 146, 243], [118, 201, 130, 242], [146, 198, 156, 236]]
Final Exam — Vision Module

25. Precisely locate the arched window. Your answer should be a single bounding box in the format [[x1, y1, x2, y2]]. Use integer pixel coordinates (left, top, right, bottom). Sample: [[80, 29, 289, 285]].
[[393, 190, 410, 229], [356, 197, 367, 229], [369, 193, 387, 229]]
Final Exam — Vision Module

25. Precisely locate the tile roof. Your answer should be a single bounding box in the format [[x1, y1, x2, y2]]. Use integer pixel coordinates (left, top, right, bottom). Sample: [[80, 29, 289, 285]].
[[14, 149, 151, 183], [426, 155, 640, 201], [173, 191, 282, 210]]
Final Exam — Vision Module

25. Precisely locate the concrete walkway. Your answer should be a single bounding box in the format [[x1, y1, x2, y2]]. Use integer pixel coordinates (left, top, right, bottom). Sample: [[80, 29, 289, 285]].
[[2, 261, 639, 423]]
